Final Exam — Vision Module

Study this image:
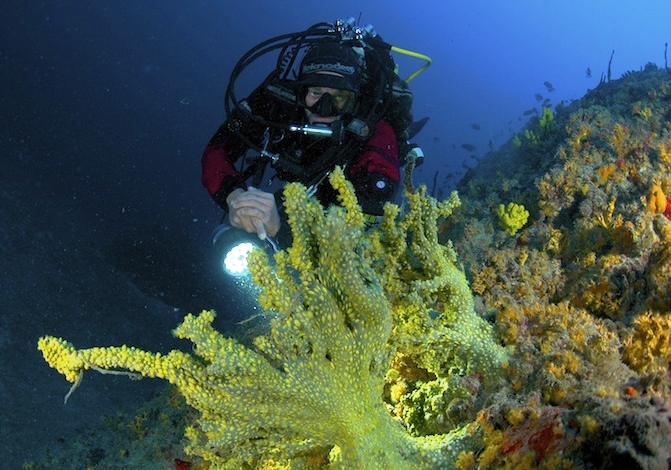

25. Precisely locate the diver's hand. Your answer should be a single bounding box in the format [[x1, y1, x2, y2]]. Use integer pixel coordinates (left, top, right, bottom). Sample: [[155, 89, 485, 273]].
[[226, 187, 280, 240]]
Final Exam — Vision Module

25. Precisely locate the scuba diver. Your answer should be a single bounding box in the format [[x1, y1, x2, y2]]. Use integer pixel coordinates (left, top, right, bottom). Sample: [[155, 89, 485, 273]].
[[202, 18, 431, 278]]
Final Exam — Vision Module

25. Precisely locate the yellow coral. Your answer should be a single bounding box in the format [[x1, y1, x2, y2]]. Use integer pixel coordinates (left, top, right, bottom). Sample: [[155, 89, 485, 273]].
[[524, 129, 539, 145], [658, 141, 671, 164], [497, 202, 529, 236], [647, 184, 667, 214], [623, 311, 671, 378], [37, 336, 85, 383], [455, 451, 476, 469], [633, 102, 653, 120], [610, 123, 630, 158], [506, 408, 526, 426], [38, 167, 506, 469], [568, 123, 591, 151], [539, 106, 554, 132], [596, 163, 617, 185]]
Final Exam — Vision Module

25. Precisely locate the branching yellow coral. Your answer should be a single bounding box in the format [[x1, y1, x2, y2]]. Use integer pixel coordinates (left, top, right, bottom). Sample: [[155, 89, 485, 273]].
[[568, 122, 591, 152], [539, 106, 554, 133], [658, 141, 671, 164], [610, 123, 630, 158], [622, 311, 671, 380], [38, 167, 507, 469]]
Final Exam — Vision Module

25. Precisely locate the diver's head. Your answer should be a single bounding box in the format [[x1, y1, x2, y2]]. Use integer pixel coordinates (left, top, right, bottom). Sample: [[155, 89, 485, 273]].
[[298, 41, 363, 123]]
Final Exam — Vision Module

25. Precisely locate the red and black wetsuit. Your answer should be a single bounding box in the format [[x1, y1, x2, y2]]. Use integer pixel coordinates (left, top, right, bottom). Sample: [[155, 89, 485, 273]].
[[201, 83, 400, 219]]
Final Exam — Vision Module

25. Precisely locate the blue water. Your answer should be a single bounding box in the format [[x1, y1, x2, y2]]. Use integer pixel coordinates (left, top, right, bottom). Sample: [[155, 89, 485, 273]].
[[2, 0, 669, 466]]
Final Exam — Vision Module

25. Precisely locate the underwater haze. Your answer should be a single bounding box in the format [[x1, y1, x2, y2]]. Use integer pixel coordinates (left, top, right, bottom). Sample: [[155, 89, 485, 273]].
[[2, 0, 671, 467]]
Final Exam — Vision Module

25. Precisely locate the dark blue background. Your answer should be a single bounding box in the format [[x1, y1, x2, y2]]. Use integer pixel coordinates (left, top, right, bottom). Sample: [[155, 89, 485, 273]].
[[5, 1, 669, 225]]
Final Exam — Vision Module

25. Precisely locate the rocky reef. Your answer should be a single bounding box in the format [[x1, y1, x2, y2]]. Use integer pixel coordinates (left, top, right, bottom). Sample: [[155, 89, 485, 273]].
[[441, 63, 671, 469]]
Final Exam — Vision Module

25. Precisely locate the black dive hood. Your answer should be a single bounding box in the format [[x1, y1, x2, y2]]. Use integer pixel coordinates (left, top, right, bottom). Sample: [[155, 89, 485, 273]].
[[224, 17, 396, 148]]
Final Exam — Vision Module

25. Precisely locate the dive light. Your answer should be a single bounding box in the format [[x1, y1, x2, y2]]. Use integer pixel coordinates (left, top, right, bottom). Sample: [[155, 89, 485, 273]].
[[212, 222, 277, 277], [211, 222, 279, 319]]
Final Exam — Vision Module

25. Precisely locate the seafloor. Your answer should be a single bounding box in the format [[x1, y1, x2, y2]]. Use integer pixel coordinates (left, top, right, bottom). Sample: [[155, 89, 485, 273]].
[[16, 64, 671, 469]]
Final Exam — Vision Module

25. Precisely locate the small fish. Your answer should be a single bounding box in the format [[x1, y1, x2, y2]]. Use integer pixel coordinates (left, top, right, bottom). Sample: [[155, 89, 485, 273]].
[[534, 93, 544, 102], [543, 81, 555, 92], [470, 123, 481, 130], [523, 108, 536, 116], [585, 67, 592, 78], [461, 143, 476, 152]]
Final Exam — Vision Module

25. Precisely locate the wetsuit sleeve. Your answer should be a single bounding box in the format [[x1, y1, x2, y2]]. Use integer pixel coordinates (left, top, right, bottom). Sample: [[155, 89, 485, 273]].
[[201, 124, 247, 210], [347, 119, 401, 216], [201, 84, 273, 210]]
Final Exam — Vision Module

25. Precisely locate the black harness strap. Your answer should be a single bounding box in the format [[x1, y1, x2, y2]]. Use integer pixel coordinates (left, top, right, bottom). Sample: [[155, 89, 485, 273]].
[[273, 137, 363, 188]]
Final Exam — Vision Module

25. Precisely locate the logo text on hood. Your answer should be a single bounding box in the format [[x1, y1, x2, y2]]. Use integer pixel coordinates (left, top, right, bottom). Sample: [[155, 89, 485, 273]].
[[302, 62, 356, 76]]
